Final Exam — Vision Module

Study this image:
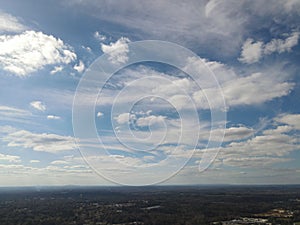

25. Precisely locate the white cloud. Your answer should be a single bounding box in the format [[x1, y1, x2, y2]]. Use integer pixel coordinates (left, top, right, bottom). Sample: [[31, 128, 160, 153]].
[[29, 160, 40, 163], [275, 114, 300, 130], [220, 156, 291, 168], [1, 127, 77, 153], [47, 115, 61, 120], [0, 105, 32, 123], [50, 160, 69, 165], [73, 60, 85, 73], [30, 101, 46, 111], [67, 0, 300, 60], [114, 113, 130, 124], [0, 30, 77, 77], [193, 72, 294, 109], [239, 32, 300, 64], [213, 123, 300, 169], [238, 38, 263, 64], [0, 153, 21, 163], [153, 78, 192, 96], [50, 66, 63, 75], [91, 61, 293, 111], [94, 31, 106, 41], [0, 11, 26, 33], [184, 57, 237, 87], [264, 31, 299, 55], [222, 73, 293, 107], [96, 112, 103, 118], [210, 126, 254, 142], [101, 37, 130, 64], [136, 115, 165, 127]]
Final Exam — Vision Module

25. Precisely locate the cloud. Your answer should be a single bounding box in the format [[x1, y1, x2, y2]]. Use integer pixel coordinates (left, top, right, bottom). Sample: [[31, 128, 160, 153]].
[[0, 11, 26, 33], [213, 121, 300, 169], [65, 0, 300, 58], [210, 126, 254, 142], [94, 31, 106, 41], [30, 101, 46, 111], [275, 113, 300, 130], [114, 113, 133, 124], [239, 32, 300, 64], [0, 30, 77, 77], [96, 112, 103, 118], [193, 72, 294, 109], [50, 160, 69, 165], [220, 156, 291, 168], [238, 38, 263, 64], [136, 115, 165, 127], [101, 37, 130, 64], [73, 60, 85, 73], [264, 31, 300, 54], [29, 160, 40, 163], [0, 105, 32, 123], [1, 127, 77, 153], [90, 60, 294, 111], [47, 115, 61, 120], [0, 153, 21, 163], [50, 66, 63, 75], [222, 73, 294, 107]]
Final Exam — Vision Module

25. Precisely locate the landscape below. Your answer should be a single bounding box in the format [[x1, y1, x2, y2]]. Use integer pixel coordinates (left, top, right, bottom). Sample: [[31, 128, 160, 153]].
[[0, 185, 299, 225]]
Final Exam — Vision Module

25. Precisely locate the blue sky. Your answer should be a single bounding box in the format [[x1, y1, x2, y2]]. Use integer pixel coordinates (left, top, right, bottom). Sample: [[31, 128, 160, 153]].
[[0, 0, 299, 186]]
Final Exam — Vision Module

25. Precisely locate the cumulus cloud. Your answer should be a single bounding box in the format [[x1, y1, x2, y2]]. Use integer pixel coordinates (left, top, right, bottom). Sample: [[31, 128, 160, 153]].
[[0, 11, 26, 33], [30, 101, 46, 111], [47, 115, 61, 120], [0, 30, 77, 77], [239, 32, 300, 64], [238, 38, 263, 64], [1, 127, 77, 153], [73, 60, 85, 73], [114, 112, 131, 124], [29, 160, 40, 163], [101, 37, 130, 64]]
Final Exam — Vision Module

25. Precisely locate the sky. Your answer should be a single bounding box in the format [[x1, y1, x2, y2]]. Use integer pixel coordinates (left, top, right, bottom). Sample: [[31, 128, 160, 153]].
[[0, 0, 300, 186]]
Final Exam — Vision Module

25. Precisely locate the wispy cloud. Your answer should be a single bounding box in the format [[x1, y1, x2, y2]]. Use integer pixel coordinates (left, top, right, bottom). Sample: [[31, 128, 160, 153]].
[[30, 101, 46, 112], [1, 126, 77, 153], [0, 105, 32, 123], [47, 115, 61, 120], [94, 31, 106, 41], [50, 65, 63, 75], [0, 11, 26, 33]]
